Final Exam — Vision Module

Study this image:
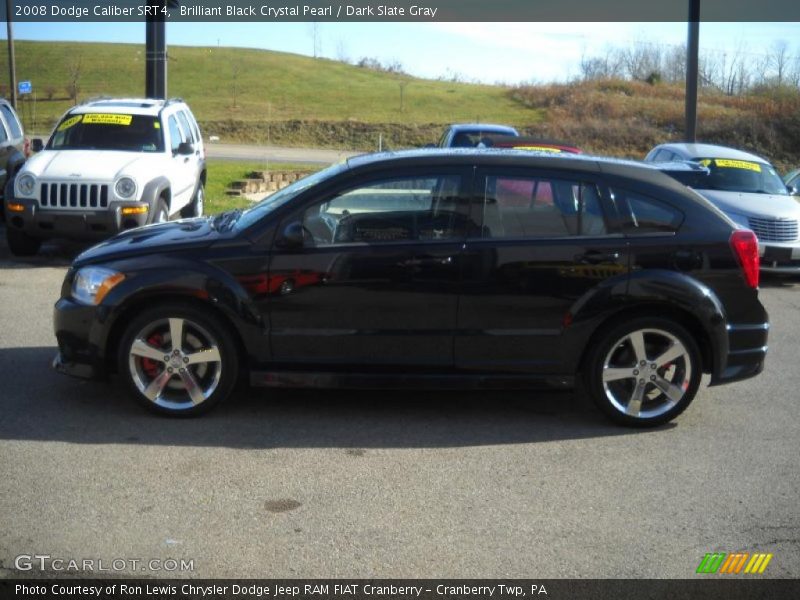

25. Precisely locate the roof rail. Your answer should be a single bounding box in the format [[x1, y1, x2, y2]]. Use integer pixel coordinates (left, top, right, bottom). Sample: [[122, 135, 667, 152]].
[[80, 95, 113, 105], [164, 97, 184, 107]]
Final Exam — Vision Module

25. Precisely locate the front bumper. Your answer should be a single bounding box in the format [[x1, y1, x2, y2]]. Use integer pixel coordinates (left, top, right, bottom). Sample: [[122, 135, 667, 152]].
[[52, 297, 108, 380], [759, 242, 800, 273], [5, 198, 149, 240]]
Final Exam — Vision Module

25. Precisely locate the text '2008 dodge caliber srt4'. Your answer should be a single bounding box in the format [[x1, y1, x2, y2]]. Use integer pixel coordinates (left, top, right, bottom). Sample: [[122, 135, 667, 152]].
[[53, 150, 768, 427]]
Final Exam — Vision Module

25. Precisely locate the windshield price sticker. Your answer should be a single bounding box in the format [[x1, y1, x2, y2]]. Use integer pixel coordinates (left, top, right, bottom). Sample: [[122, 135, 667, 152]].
[[714, 159, 762, 172], [57, 115, 83, 131], [82, 113, 133, 126]]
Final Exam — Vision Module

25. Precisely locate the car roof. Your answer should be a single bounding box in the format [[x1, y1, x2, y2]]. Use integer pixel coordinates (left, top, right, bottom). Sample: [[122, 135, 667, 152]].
[[448, 123, 518, 134], [656, 142, 769, 163], [68, 98, 188, 116], [345, 148, 695, 191]]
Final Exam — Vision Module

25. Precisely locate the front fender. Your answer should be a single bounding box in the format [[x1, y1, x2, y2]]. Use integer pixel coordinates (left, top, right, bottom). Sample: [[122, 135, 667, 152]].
[[91, 256, 268, 369]]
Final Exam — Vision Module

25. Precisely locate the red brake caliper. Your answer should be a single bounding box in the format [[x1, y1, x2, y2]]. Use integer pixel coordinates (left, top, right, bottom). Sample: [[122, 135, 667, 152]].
[[141, 334, 164, 379]]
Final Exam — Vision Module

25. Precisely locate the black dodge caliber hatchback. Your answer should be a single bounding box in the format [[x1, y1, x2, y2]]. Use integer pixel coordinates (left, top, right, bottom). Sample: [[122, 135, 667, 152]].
[[53, 150, 768, 426]]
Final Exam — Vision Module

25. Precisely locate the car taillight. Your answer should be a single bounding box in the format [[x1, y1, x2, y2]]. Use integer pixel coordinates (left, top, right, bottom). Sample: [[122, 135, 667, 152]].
[[730, 229, 759, 289]]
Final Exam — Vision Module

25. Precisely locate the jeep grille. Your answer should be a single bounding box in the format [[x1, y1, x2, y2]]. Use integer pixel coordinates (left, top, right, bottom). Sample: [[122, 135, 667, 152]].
[[747, 216, 798, 243], [39, 182, 109, 209]]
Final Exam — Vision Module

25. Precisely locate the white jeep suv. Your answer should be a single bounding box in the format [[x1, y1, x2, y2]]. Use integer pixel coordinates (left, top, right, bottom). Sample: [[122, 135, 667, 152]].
[[5, 97, 205, 256]]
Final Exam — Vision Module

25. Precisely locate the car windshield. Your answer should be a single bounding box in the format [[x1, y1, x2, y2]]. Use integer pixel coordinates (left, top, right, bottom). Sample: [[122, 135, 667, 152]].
[[234, 162, 348, 230], [48, 113, 164, 152], [692, 157, 788, 195]]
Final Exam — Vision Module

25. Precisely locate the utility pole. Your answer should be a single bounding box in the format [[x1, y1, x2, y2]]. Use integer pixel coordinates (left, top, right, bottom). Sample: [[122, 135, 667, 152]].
[[5, 0, 17, 108], [685, 0, 700, 142], [145, 0, 169, 99]]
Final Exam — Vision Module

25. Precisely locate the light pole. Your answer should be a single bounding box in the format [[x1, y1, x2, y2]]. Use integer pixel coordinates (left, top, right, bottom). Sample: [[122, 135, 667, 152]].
[[5, 0, 17, 109], [685, 0, 700, 142]]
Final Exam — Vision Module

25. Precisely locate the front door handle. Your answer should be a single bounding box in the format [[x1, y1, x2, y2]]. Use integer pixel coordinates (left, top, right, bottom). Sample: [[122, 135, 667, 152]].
[[576, 251, 620, 264]]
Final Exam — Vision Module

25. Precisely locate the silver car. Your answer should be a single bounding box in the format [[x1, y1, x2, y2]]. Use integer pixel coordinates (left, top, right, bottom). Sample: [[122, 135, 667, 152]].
[[645, 143, 800, 273]]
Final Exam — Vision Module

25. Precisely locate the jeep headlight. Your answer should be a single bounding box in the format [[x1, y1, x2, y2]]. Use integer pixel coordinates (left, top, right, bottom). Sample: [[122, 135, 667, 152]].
[[115, 177, 137, 199], [16, 173, 35, 197], [71, 267, 125, 305]]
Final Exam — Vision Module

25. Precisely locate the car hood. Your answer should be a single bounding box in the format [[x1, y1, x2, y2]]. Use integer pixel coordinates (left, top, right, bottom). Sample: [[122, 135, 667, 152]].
[[696, 189, 800, 220], [74, 218, 224, 266], [21, 150, 162, 181]]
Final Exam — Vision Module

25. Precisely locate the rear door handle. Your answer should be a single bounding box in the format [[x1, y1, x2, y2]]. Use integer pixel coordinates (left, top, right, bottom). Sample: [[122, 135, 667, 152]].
[[400, 256, 454, 267], [576, 251, 620, 264]]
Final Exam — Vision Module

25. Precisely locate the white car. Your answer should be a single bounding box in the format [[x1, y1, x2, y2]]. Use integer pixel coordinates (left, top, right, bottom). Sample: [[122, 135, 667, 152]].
[[5, 97, 205, 256], [645, 142, 800, 273]]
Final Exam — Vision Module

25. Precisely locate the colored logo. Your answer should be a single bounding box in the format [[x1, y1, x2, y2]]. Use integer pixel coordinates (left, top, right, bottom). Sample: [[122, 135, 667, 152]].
[[696, 552, 773, 574]]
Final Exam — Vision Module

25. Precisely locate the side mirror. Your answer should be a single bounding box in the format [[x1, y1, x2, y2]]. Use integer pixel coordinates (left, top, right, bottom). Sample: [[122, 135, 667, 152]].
[[787, 184, 800, 196], [31, 138, 44, 153], [175, 141, 194, 156], [277, 221, 305, 248]]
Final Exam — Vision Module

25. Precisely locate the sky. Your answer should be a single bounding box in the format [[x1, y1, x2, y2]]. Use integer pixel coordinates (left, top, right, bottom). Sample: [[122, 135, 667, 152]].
[[7, 21, 800, 84]]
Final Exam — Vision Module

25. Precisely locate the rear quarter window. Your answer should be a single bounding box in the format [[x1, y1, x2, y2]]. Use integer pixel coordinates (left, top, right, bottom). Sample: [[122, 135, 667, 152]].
[[608, 187, 684, 234]]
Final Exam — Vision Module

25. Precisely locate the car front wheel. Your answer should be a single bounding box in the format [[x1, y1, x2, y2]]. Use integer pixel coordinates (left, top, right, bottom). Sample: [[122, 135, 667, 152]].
[[585, 317, 702, 427], [119, 305, 238, 416]]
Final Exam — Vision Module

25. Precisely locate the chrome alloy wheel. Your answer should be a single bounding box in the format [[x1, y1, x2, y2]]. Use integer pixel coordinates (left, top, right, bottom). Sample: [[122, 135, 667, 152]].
[[128, 317, 222, 411], [601, 328, 693, 419]]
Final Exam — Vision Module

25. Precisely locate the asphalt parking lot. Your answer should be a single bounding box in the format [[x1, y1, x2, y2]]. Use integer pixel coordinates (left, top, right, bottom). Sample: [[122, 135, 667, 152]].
[[0, 224, 798, 579]]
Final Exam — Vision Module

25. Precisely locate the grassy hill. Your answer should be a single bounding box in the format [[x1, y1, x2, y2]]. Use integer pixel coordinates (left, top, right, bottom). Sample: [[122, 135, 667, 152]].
[[1, 40, 540, 145], [3, 40, 799, 169]]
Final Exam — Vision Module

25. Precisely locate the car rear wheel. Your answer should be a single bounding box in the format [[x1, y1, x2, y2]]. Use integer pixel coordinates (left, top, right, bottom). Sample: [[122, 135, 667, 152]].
[[7, 226, 41, 256], [585, 317, 702, 427], [180, 181, 204, 218], [119, 305, 238, 416]]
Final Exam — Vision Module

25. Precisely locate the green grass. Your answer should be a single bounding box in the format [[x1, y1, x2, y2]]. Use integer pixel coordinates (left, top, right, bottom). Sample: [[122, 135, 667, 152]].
[[4, 40, 542, 135], [205, 160, 319, 214]]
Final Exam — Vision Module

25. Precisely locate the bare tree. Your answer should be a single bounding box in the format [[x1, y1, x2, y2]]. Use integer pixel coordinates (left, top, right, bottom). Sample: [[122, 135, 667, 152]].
[[768, 40, 791, 86], [309, 22, 321, 58], [335, 39, 350, 64], [66, 56, 82, 103]]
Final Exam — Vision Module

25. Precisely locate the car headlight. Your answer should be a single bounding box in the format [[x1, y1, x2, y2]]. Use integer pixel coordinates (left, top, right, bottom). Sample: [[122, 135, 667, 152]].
[[16, 173, 35, 197], [726, 211, 751, 229], [115, 177, 137, 199], [71, 267, 126, 305]]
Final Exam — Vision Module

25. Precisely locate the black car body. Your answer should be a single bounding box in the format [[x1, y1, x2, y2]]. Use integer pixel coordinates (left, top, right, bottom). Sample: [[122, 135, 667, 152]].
[[53, 150, 768, 426]]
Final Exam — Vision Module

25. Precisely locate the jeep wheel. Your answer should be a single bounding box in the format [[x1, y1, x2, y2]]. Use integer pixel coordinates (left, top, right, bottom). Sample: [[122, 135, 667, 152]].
[[585, 317, 702, 427], [119, 304, 238, 416], [181, 181, 204, 218], [151, 199, 169, 224], [7, 227, 41, 256]]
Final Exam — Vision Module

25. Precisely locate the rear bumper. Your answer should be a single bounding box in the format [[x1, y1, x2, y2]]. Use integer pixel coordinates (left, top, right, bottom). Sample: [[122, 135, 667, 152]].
[[5, 198, 149, 240], [709, 321, 769, 386]]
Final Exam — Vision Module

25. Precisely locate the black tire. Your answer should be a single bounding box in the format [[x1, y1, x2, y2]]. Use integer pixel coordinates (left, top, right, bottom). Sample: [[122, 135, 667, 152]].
[[584, 316, 702, 427], [1, 176, 12, 222], [7, 226, 42, 256], [118, 303, 239, 417], [150, 198, 169, 224], [180, 180, 204, 218]]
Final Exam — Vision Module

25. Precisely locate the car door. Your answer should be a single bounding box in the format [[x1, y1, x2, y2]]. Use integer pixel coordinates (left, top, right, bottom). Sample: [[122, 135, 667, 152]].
[[165, 113, 196, 212], [268, 167, 472, 369], [176, 109, 202, 189], [0, 116, 11, 191], [455, 167, 629, 374]]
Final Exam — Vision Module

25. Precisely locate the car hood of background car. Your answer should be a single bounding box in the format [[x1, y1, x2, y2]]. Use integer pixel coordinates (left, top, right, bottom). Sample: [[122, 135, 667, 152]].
[[696, 189, 800, 220], [74, 218, 226, 266], [21, 150, 164, 183]]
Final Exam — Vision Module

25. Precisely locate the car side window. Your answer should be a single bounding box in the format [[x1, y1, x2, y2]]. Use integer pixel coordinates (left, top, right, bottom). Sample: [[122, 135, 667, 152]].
[[301, 175, 465, 245], [0, 104, 22, 139], [608, 187, 684, 233], [176, 111, 196, 144], [479, 175, 607, 238], [0, 120, 7, 144], [167, 115, 185, 152], [652, 149, 675, 162]]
